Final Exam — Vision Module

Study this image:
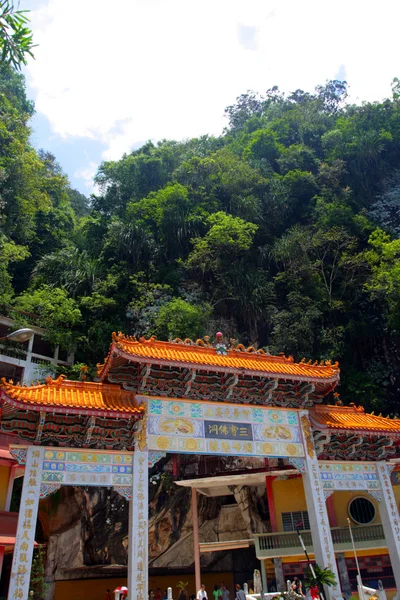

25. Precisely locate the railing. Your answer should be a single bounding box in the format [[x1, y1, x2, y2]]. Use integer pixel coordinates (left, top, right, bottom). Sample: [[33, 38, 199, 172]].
[[331, 523, 384, 545], [254, 524, 385, 558], [0, 345, 72, 367], [256, 530, 313, 553], [0, 344, 27, 360]]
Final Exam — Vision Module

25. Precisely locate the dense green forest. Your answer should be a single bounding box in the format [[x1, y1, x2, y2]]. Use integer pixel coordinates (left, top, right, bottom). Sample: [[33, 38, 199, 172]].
[[1, 65, 399, 414]]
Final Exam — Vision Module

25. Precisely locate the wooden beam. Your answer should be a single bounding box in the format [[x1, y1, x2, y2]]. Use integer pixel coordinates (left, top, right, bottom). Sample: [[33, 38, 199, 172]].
[[192, 487, 201, 592]]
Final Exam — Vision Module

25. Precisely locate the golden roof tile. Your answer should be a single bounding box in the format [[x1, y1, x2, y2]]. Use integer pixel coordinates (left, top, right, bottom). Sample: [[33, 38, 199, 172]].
[[0, 375, 143, 416], [98, 333, 340, 382], [310, 403, 400, 433]]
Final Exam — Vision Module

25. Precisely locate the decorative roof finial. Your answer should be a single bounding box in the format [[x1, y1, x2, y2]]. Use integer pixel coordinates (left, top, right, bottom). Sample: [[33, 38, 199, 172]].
[[215, 332, 228, 356]]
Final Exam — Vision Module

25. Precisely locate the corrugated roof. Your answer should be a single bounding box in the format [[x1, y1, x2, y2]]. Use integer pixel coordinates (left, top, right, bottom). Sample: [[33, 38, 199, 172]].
[[0, 376, 143, 416]]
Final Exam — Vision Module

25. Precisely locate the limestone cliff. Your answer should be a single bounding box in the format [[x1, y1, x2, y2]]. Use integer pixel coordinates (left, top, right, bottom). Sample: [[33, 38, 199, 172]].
[[42, 457, 270, 584]]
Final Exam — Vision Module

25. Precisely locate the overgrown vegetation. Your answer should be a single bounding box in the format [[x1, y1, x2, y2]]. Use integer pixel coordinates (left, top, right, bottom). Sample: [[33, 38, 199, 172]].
[[29, 546, 47, 600], [1, 65, 400, 414]]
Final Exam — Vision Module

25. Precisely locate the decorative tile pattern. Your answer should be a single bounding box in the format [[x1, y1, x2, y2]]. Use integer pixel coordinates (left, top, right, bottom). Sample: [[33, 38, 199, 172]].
[[115, 486, 132, 500], [9, 447, 27, 465], [323, 489, 334, 500], [147, 399, 304, 458], [37, 447, 135, 497], [148, 451, 166, 467], [367, 490, 383, 502], [40, 483, 62, 498], [288, 457, 306, 473], [318, 461, 380, 491]]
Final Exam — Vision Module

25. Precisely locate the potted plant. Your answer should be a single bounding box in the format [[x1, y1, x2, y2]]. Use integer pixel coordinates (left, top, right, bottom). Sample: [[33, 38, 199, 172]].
[[306, 565, 337, 600], [177, 581, 189, 600]]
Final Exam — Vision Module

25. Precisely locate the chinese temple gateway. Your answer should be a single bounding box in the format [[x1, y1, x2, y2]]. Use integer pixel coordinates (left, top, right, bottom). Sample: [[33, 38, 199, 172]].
[[2, 333, 400, 600]]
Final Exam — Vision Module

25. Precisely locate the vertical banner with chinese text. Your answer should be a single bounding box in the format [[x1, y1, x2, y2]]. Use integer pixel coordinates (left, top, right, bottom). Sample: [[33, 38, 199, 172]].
[[376, 462, 400, 593], [299, 411, 341, 600], [128, 427, 148, 600], [8, 446, 44, 600]]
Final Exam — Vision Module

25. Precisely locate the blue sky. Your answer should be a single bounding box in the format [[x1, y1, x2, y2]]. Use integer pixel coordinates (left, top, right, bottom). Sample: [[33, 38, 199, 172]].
[[28, 111, 107, 193], [22, 0, 400, 195]]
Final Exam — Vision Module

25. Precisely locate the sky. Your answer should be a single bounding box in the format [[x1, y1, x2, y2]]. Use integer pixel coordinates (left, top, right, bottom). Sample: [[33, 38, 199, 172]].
[[21, 0, 400, 195]]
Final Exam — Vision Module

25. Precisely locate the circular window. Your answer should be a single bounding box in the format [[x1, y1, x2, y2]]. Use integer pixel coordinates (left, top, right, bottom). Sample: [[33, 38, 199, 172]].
[[349, 497, 376, 524]]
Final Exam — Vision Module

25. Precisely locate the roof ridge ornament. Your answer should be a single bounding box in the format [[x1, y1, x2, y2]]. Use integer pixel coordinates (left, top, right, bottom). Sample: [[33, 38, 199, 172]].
[[109, 331, 340, 365], [45, 374, 66, 388]]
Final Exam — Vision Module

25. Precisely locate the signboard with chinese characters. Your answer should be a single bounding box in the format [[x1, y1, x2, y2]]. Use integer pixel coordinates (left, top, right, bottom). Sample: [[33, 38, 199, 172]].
[[145, 397, 305, 458], [319, 461, 381, 493]]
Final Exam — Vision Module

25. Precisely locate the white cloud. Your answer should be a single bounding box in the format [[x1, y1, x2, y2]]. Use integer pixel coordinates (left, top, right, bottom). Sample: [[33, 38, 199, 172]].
[[74, 161, 99, 192], [25, 0, 400, 179]]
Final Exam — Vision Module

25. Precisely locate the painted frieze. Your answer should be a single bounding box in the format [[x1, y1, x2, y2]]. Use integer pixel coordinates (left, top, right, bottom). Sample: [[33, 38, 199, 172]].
[[41, 448, 133, 490], [145, 397, 305, 458], [319, 461, 381, 493]]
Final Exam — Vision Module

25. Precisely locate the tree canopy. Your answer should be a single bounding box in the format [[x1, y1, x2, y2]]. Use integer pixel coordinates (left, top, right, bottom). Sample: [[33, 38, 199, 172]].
[[2, 67, 400, 415], [0, 1, 35, 69]]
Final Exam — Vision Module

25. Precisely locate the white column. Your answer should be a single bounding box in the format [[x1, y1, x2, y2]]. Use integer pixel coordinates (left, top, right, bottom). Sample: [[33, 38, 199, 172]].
[[8, 446, 44, 600], [22, 335, 35, 384], [128, 437, 148, 600], [376, 462, 400, 595], [299, 411, 341, 600]]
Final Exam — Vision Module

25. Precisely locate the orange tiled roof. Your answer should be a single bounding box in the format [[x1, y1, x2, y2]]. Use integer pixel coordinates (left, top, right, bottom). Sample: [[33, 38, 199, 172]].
[[310, 404, 400, 434], [0, 375, 143, 416], [98, 333, 340, 382]]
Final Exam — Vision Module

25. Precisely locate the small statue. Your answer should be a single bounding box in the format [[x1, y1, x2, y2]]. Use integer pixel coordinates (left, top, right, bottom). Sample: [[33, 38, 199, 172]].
[[215, 332, 228, 356]]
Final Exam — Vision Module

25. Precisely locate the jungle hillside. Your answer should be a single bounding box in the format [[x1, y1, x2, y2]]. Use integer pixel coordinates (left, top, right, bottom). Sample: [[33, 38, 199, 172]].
[[1, 66, 400, 415]]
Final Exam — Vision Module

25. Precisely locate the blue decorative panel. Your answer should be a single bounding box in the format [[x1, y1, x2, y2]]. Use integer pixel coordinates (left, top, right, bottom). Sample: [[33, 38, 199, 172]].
[[147, 398, 304, 458], [41, 448, 134, 490], [318, 462, 381, 491]]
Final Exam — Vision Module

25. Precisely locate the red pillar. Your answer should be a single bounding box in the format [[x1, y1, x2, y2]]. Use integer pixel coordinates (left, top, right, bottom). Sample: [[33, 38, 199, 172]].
[[0, 545, 4, 580], [266, 476, 277, 531], [265, 475, 285, 591], [326, 494, 338, 527], [172, 455, 180, 479], [0, 465, 18, 583]]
